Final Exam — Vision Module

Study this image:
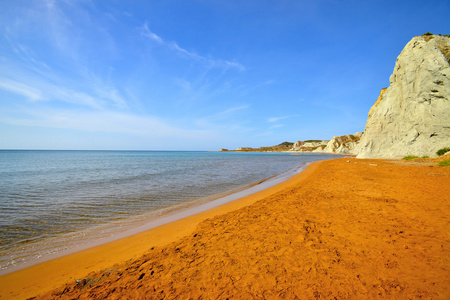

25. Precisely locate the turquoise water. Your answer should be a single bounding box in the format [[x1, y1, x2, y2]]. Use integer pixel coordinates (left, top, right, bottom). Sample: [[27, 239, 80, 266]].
[[0, 150, 339, 272]]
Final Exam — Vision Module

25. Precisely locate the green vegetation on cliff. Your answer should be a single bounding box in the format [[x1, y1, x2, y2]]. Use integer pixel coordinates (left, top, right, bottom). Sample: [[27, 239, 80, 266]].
[[437, 147, 450, 156]]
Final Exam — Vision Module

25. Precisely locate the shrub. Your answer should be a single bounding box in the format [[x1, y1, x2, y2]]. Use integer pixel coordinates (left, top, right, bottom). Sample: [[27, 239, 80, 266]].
[[423, 32, 433, 36], [304, 140, 323, 143], [403, 155, 419, 160], [421, 155, 429, 158], [436, 147, 450, 156], [438, 159, 450, 167], [278, 142, 294, 146]]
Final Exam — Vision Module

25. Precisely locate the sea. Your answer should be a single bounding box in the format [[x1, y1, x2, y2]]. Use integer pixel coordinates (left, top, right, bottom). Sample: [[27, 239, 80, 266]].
[[0, 150, 339, 274]]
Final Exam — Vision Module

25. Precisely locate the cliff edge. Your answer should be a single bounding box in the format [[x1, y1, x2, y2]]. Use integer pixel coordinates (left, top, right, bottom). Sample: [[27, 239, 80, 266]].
[[356, 34, 450, 158]]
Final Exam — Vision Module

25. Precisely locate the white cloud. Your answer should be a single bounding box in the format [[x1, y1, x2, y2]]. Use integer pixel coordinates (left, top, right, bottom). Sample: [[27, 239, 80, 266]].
[[140, 22, 245, 71], [198, 104, 250, 124], [42, 0, 80, 61], [0, 73, 129, 111], [140, 23, 200, 59], [268, 116, 283, 123], [0, 77, 43, 101], [267, 114, 299, 123], [2, 107, 211, 140], [269, 124, 284, 129], [0, 3, 252, 150], [93, 87, 128, 109], [0, 0, 129, 111], [193, 104, 253, 134], [51, 88, 105, 109], [216, 104, 250, 116], [141, 24, 164, 44]]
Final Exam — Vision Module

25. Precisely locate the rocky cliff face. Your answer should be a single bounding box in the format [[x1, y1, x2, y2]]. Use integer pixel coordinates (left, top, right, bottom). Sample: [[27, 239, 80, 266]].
[[291, 133, 362, 154], [291, 140, 328, 152], [356, 35, 450, 158], [228, 134, 362, 154], [323, 132, 363, 154]]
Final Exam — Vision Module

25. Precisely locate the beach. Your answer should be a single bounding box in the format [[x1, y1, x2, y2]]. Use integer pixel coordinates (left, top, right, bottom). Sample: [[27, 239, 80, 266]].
[[0, 150, 331, 273], [1, 157, 449, 299]]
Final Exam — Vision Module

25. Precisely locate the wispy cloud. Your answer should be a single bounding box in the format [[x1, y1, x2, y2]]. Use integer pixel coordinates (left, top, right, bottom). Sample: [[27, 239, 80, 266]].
[[266, 114, 299, 132], [0, 1, 129, 112], [92, 86, 127, 109], [0, 2, 252, 150], [216, 104, 250, 116], [142, 25, 164, 44], [140, 22, 245, 71], [267, 114, 299, 123], [269, 124, 284, 129], [11, 44, 51, 72], [0, 77, 43, 101], [194, 104, 251, 130], [41, 0, 82, 62], [240, 79, 274, 96], [1, 107, 210, 139], [0, 74, 127, 111]]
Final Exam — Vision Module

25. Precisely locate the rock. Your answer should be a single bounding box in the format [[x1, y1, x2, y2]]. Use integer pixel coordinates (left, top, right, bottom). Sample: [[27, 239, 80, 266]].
[[322, 133, 362, 154], [356, 35, 450, 158], [353, 132, 363, 139], [291, 140, 328, 152], [290, 134, 361, 154], [236, 147, 254, 151], [292, 141, 305, 150]]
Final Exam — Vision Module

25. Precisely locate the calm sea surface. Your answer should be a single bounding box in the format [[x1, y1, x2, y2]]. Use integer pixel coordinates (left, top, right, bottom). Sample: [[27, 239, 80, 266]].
[[0, 150, 339, 272]]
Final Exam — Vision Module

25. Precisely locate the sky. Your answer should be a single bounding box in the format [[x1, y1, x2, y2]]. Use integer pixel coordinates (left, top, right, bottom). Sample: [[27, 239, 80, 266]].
[[0, 0, 449, 150]]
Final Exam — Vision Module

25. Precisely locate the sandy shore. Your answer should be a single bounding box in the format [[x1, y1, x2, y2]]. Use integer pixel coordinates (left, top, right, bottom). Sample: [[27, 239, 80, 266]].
[[1, 157, 449, 299]]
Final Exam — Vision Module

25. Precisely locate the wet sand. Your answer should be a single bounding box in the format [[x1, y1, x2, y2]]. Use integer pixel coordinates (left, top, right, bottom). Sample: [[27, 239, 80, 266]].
[[1, 157, 449, 299]]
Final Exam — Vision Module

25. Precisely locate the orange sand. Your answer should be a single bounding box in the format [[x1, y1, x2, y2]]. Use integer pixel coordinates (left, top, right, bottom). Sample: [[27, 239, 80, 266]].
[[1, 158, 449, 299]]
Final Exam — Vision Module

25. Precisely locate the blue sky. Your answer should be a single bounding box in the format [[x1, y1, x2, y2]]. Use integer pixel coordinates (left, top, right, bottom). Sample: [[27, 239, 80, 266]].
[[0, 0, 449, 150]]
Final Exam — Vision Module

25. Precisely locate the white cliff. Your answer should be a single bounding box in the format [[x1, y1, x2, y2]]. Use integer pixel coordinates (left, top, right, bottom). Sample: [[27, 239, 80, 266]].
[[356, 34, 450, 158], [323, 132, 363, 154], [291, 133, 362, 154], [291, 140, 328, 152]]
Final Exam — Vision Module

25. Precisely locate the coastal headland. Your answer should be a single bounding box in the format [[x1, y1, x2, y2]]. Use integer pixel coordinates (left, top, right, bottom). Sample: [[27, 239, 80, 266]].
[[1, 155, 449, 299]]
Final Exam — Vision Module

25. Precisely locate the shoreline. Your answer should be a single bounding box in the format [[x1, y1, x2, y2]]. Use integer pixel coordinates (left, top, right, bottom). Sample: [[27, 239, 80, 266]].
[[1, 157, 449, 299], [0, 161, 309, 276], [0, 161, 320, 299]]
